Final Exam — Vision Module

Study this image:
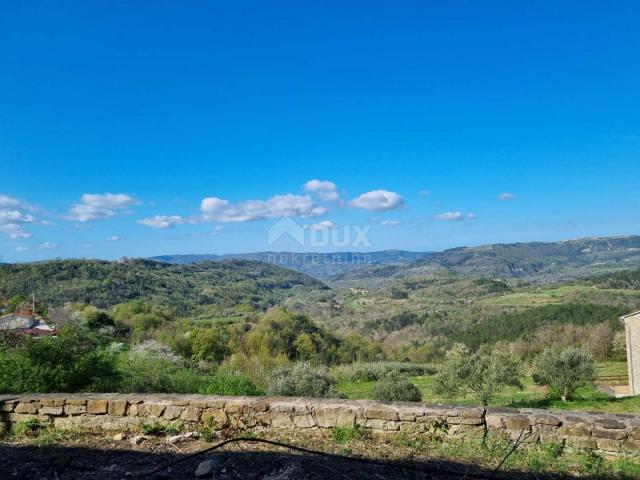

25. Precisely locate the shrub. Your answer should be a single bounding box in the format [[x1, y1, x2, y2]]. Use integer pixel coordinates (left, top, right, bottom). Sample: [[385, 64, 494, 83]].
[[199, 371, 263, 396], [0, 326, 118, 393], [532, 347, 596, 402], [332, 425, 367, 444], [433, 343, 523, 406], [266, 362, 337, 397], [370, 375, 422, 402]]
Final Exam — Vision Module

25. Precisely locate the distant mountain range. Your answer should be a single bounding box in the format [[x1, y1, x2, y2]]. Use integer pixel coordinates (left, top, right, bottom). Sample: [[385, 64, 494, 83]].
[[150, 250, 430, 279], [152, 236, 640, 284], [330, 235, 640, 285]]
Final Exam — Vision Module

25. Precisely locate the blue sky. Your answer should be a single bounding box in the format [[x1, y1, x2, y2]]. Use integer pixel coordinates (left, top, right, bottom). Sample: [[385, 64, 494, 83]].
[[1, 1, 639, 262]]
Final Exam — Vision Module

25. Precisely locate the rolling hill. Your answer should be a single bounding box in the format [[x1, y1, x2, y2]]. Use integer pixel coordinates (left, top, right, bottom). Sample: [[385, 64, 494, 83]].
[[151, 250, 431, 279], [0, 258, 327, 311]]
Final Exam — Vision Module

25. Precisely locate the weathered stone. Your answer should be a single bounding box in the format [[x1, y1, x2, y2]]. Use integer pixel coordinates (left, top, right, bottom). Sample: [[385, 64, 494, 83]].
[[87, 399, 108, 414], [566, 436, 596, 450], [314, 406, 355, 428], [190, 401, 207, 409], [623, 439, 640, 454], [162, 406, 184, 421], [459, 408, 484, 419], [202, 409, 229, 428], [559, 422, 591, 437], [365, 405, 398, 421], [129, 435, 148, 445], [108, 400, 128, 417], [113, 433, 127, 441], [15, 402, 38, 414], [270, 412, 293, 428], [0, 401, 17, 412], [485, 413, 504, 429], [251, 401, 270, 413], [505, 415, 531, 432], [148, 403, 166, 417], [293, 414, 316, 428], [40, 398, 65, 407], [180, 407, 202, 422], [594, 418, 627, 430], [170, 399, 190, 406], [65, 398, 87, 405], [225, 402, 247, 414], [592, 426, 627, 440], [64, 404, 87, 415], [447, 416, 484, 426], [596, 438, 623, 453], [39, 406, 64, 416], [533, 414, 561, 426]]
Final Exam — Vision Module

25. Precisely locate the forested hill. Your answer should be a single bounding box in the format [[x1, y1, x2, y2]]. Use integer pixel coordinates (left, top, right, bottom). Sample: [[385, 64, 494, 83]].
[[330, 236, 640, 285], [0, 259, 327, 311], [151, 250, 430, 279]]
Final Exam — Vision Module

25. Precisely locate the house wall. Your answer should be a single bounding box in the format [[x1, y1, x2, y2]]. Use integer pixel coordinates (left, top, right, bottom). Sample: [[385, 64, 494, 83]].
[[2, 394, 640, 457]]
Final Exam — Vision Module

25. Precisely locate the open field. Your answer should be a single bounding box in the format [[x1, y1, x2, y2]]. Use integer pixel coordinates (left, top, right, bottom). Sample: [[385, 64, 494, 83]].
[[483, 285, 640, 308], [338, 362, 640, 414]]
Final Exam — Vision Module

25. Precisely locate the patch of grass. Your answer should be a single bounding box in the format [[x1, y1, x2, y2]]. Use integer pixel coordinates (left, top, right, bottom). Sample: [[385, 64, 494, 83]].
[[138, 420, 185, 436], [331, 425, 367, 444]]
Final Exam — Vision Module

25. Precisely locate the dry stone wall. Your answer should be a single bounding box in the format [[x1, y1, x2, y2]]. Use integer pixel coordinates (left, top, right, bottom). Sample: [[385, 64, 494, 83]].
[[2, 394, 640, 457]]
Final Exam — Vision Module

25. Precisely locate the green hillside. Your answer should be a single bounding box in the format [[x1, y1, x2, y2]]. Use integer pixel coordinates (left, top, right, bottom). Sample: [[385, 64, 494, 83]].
[[0, 258, 327, 312]]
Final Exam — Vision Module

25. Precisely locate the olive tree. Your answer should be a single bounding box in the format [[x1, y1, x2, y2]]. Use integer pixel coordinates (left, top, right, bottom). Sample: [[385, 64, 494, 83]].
[[533, 347, 596, 402], [433, 343, 523, 406]]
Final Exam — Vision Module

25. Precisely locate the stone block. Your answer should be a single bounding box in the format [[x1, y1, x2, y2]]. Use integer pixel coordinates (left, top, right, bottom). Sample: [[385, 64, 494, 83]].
[[533, 414, 561, 426], [594, 418, 626, 430], [202, 409, 229, 428], [559, 422, 591, 437], [596, 438, 623, 453], [66, 398, 87, 406], [108, 400, 128, 417], [40, 398, 65, 407], [592, 426, 627, 440], [623, 439, 640, 454], [485, 413, 504, 429], [314, 406, 355, 428], [293, 414, 316, 428], [0, 401, 17, 412], [365, 405, 398, 421], [163, 406, 184, 421], [505, 415, 531, 432], [87, 399, 108, 414], [147, 403, 166, 417], [270, 412, 293, 428], [64, 404, 87, 415], [39, 406, 64, 416], [566, 436, 596, 450], [180, 407, 202, 422], [15, 402, 38, 414], [447, 416, 484, 426]]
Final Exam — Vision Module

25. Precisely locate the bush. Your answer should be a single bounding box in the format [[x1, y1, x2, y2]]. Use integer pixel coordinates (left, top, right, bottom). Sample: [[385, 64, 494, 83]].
[[533, 347, 596, 402], [332, 362, 436, 382], [0, 326, 118, 393], [266, 362, 337, 397], [370, 375, 422, 402], [199, 371, 263, 396]]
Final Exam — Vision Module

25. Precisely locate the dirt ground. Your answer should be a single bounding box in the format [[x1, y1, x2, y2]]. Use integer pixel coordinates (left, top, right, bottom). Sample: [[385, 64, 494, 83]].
[[0, 431, 539, 480]]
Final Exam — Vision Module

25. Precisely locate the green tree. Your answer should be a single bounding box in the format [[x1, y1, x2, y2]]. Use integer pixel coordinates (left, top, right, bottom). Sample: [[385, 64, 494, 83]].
[[191, 327, 229, 363], [532, 347, 596, 402], [370, 374, 422, 402], [433, 343, 523, 406]]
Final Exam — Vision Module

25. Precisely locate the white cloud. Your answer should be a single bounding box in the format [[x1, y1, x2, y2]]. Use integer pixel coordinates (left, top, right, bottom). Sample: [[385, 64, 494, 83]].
[[305, 220, 338, 231], [303, 179, 340, 202], [67, 193, 139, 222], [40, 242, 57, 249], [350, 190, 404, 211], [382, 220, 401, 226], [418, 189, 432, 196], [15, 246, 28, 252], [81, 243, 93, 249], [0, 194, 39, 239], [434, 211, 476, 222], [105, 235, 120, 241], [200, 194, 325, 222], [498, 192, 517, 201], [137, 215, 188, 229]]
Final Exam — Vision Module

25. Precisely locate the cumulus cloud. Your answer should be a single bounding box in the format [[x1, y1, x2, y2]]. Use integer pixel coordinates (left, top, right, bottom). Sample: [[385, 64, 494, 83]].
[[382, 220, 401, 226], [15, 246, 28, 252], [498, 192, 517, 201], [305, 220, 338, 231], [350, 190, 404, 211], [0, 193, 39, 239], [137, 215, 189, 229], [303, 179, 340, 202], [67, 193, 139, 222], [39, 242, 57, 249], [434, 211, 476, 222], [200, 194, 325, 222]]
